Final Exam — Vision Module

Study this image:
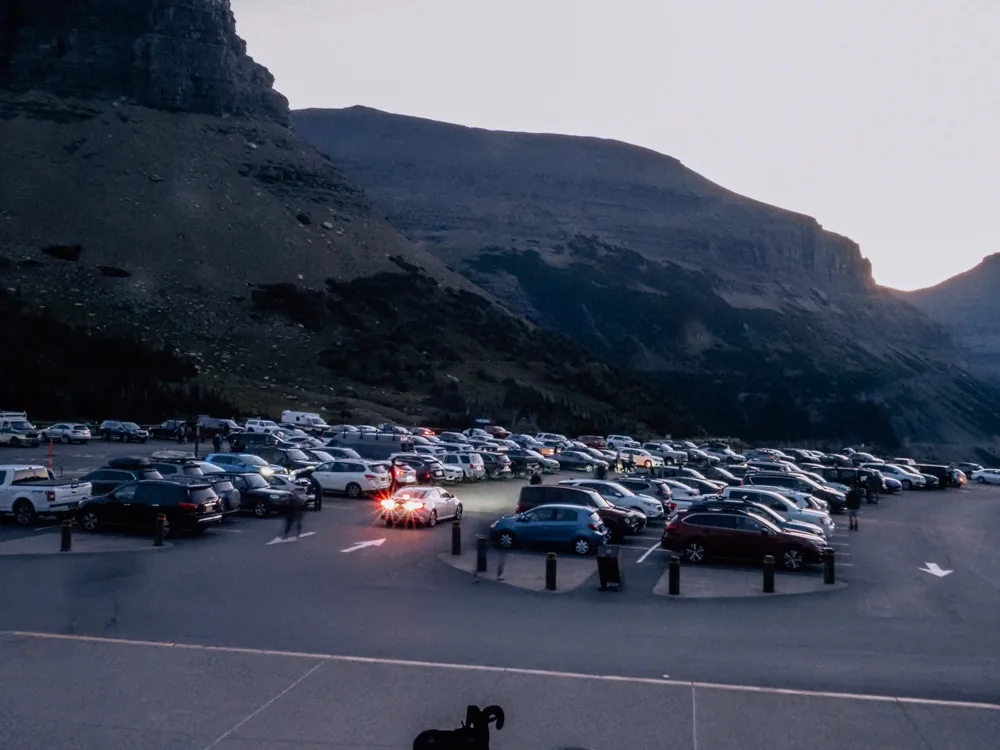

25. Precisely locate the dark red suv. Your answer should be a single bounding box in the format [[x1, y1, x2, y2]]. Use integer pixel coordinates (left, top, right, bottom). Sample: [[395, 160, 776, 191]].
[[661, 508, 825, 571]]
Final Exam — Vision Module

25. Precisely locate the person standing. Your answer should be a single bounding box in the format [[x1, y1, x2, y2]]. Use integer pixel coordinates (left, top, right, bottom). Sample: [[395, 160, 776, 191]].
[[866, 472, 880, 505], [529, 469, 542, 485], [845, 480, 863, 531], [283, 491, 305, 539], [212, 433, 222, 454]]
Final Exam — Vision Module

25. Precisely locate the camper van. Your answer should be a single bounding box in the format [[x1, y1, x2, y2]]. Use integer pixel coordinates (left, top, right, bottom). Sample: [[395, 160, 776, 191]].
[[280, 411, 329, 434]]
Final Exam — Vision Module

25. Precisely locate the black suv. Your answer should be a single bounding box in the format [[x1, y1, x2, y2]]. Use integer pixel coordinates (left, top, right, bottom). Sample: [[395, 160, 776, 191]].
[[504, 449, 541, 476], [80, 457, 163, 495], [77, 480, 222, 536], [230, 432, 282, 452], [98, 420, 149, 443], [390, 454, 446, 485], [213, 472, 295, 517], [913, 464, 961, 489], [516, 484, 637, 542], [479, 452, 513, 479], [166, 474, 241, 516], [149, 420, 189, 440]]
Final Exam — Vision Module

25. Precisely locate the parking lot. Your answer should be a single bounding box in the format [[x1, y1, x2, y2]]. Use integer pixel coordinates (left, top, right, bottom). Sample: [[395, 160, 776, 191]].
[[2, 439, 1000, 748]]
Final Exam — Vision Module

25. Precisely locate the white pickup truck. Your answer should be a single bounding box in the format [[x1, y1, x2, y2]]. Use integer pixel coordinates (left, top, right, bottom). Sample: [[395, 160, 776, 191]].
[[0, 465, 93, 526]]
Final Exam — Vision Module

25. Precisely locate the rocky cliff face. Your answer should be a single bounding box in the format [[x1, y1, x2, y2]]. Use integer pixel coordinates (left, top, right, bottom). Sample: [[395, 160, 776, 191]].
[[0, 0, 289, 125], [902, 253, 1000, 379]]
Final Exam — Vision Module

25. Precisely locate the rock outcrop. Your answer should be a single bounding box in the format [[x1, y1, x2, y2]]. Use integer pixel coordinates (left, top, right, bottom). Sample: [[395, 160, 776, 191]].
[[0, 0, 289, 125]]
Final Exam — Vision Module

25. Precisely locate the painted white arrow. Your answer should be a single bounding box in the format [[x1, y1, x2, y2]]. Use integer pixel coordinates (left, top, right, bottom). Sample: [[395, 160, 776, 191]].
[[341, 538, 386, 553], [919, 562, 953, 578], [266, 531, 316, 546]]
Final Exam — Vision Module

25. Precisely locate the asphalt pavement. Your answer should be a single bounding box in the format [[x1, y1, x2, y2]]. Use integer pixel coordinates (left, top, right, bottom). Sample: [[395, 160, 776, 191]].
[[2, 441, 1000, 748]]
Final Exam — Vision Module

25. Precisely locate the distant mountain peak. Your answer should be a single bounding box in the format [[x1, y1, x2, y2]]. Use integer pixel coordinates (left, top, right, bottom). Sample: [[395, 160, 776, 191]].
[[0, 0, 290, 125]]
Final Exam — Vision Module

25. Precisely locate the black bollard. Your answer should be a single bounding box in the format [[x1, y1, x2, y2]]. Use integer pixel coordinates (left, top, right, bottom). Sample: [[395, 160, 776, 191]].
[[824, 547, 835, 584], [60, 519, 72, 552], [668, 555, 680, 595], [451, 521, 462, 555], [476, 536, 487, 573], [545, 552, 557, 591], [154, 514, 166, 547], [763, 555, 775, 593]]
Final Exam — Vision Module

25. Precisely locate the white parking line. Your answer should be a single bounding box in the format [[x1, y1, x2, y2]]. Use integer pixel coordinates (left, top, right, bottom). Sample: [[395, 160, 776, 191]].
[[637, 541, 661, 563], [6, 631, 998, 711]]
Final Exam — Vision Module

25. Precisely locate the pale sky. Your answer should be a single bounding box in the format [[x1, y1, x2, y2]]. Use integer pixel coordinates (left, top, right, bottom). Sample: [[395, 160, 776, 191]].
[[232, 0, 999, 291]]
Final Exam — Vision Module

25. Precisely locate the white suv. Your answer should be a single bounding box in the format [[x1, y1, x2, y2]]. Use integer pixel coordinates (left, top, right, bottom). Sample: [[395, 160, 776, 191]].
[[864, 463, 926, 489], [311, 460, 391, 498], [444, 452, 486, 480], [245, 419, 282, 434], [722, 486, 835, 540]]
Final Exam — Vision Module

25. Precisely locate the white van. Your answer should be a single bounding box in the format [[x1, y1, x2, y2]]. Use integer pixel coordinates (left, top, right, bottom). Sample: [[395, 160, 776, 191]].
[[281, 411, 329, 432]]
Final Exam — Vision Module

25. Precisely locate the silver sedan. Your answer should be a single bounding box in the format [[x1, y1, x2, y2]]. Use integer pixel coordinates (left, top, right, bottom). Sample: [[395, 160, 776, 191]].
[[380, 487, 463, 528]]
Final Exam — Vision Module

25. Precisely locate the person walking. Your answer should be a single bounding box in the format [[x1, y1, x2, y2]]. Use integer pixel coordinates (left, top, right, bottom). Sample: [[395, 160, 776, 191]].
[[845, 480, 863, 531], [282, 492, 305, 540], [212, 433, 222, 454], [529, 469, 542, 485], [866, 472, 880, 505]]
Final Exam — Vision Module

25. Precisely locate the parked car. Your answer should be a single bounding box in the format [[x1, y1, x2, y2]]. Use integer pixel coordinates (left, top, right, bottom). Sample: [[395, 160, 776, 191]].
[[681, 498, 827, 539], [310, 460, 391, 498], [149, 461, 205, 478], [167, 474, 241, 516], [504, 448, 542, 476], [701, 465, 743, 487], [77, 480, 223, 536], [40, 423, 92, 444], [231, 431, 284, 452], [379, 486, 463, 528], [661, 507, 826, 570], [245, 446, 319, 473], [148, 419, 189, 440], [317, 446, 364, 461], [388, 453, 446, 484], [212, 471, 296, 517], [195, 416, 242, 438], [576, 435, 608, 449], [554, 450, 607, 472], [0, 464, 92, 526], [956, 462, 984, 477], [479, 451, 514, 479], [244, 418, 282, 434], [614, 477, 673, 512], [969, 468, 1000, 485], [913, 464, 962, 489], [721, 486, 835, 540], [640, 442, 688, 465], [204, 453, 287, 476], [80, 457, 164, 496], [558, 479, 664, 519], [863, 463, 925, 489], [516, 484, 640, 541], [618, 448, 662, 469], [98, 420, 149, 443], [671, 476, 727, 495], [490, 505, 608, 556], [443, 452, 486, 481], [0, 414, 42, 446]]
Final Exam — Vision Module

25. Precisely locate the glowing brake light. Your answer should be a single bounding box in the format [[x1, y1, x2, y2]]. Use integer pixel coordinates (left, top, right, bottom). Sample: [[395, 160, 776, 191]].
[[402, 500, 425, 512]]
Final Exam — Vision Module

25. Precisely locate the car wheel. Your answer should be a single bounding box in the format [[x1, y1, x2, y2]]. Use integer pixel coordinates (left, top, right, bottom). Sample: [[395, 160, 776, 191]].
[[585, 464, 593, 473], [346, 482, 362, 499], [977, 476, 986, 484], [253, 500, 269, 517], [573, 537, 593, 556], [61, 435, 70, 444], [645, 460, 653, 468], [12, 500, 36, 526], [497, 531, 516, 550], [684, 542, 706, 564], [79, 510, 100, 532], [902, 479, 912, 490], [427, 510, 438, 528], [781, 548, 804, 571], [10, 436, 21, 447]]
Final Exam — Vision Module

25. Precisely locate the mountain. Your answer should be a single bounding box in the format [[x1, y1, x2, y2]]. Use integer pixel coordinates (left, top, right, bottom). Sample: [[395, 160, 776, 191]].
[[292, 106, 1000, 449], [0, 0, 689, 436], [902, 253, 1000, 379]]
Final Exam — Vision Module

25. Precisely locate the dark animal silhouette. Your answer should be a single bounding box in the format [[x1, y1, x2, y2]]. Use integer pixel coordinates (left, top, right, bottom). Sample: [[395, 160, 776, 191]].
[[413, 705, 504, 749]]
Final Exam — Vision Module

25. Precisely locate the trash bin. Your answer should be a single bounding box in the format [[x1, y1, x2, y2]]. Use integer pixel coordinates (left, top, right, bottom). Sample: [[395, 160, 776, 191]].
[[597, 544, 623, 590]]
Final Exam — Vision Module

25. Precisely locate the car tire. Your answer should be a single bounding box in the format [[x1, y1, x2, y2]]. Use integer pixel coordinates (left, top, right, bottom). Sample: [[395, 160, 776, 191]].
[[781, 548, 804, 571], [61, 435, 70, 444], [12, 499, 36, 527], [902, 479, 912, 490], [454, 503, 463, 520], [253, 500, 269, 518], [10, 436, 20, 447], [427, 510, 437, 528], [79, 510, 100, 532], [644, 460, 653, 468], [573, 537, 593, 556], [496, 531, 516, 550], [977, 476, 986, 484], [585, 464, 593, 473], [683, 542, 707, 564], [346, 482, 362, 499]]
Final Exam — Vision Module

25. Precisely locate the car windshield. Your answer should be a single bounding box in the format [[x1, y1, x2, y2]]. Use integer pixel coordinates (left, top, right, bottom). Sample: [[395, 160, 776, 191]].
[[393, 488, 431, 499], [10, 420, 33, 429], [284, 449, 309, 461], [242, 474, 270, 489], [242, 455, 267, 466], [122, 422, 140, 430], [310, 451, 335, 462]]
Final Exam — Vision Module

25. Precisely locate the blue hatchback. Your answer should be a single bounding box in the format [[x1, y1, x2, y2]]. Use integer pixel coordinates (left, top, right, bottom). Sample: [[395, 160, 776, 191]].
[[489, 504, 609, 556], [204, 453, 288, 476]]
